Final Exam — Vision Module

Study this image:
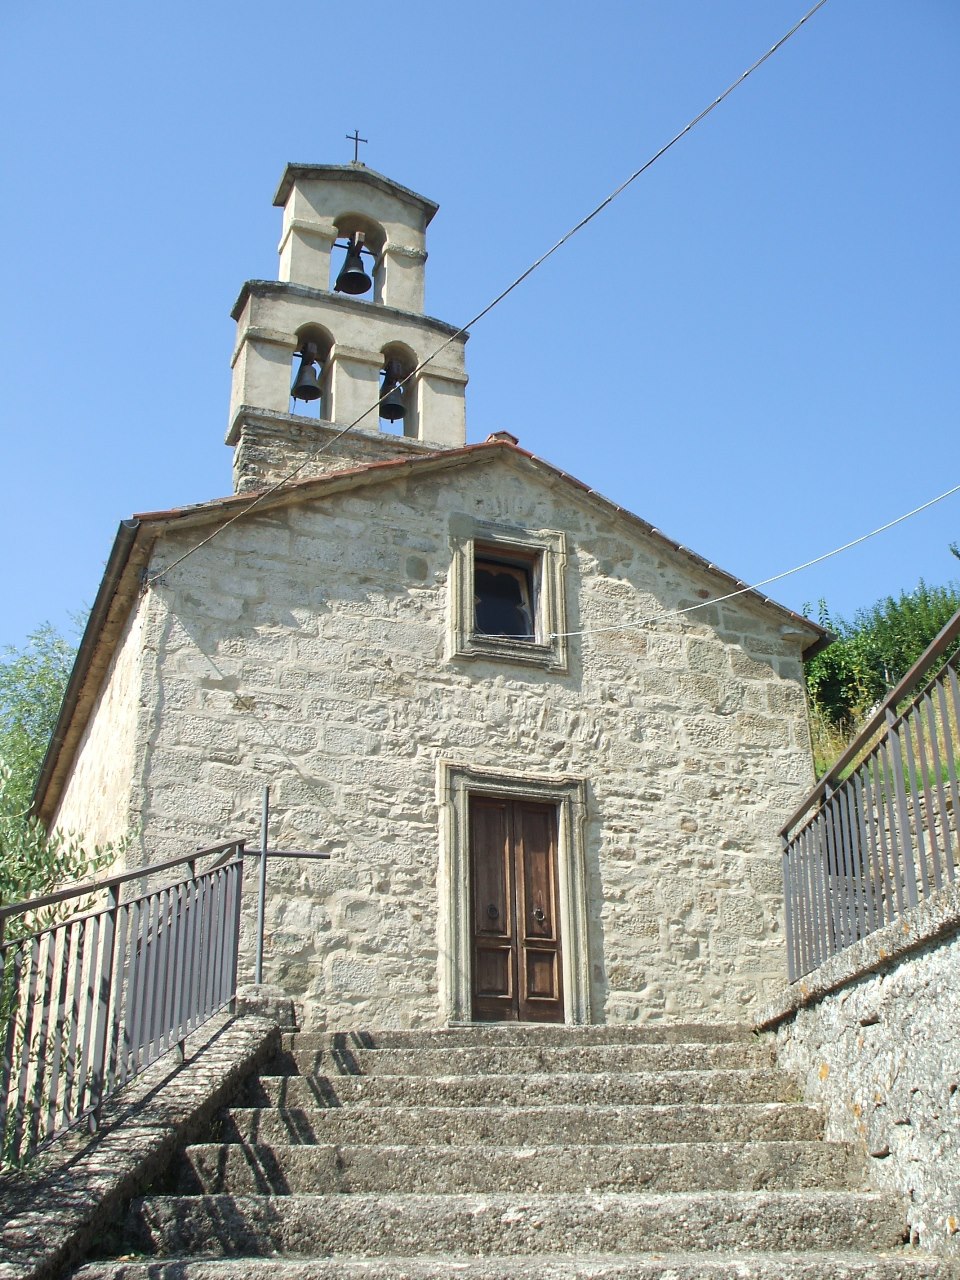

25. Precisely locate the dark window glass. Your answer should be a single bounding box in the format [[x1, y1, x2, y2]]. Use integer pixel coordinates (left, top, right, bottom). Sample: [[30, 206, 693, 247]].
[[474, 559, 534, 638]]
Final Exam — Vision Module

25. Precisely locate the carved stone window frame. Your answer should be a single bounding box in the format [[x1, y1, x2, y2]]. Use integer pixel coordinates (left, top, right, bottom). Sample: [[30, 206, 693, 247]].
[[448, 521, 569, 672], [437, 761, 591, 1026]]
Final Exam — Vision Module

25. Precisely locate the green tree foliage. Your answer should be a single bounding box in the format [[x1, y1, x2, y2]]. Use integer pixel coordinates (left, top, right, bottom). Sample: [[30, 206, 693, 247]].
[[0, 761, 112, 916], [805, 578, 960, 730], [0, 625, 75, 817], [0, 624, 121, 915], [0, 631, 127, 1171]]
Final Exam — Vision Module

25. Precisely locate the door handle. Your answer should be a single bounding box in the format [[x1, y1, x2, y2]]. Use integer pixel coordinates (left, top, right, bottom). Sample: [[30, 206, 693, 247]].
[[487, 904, 499, 920], [533, 907, 546, 924]]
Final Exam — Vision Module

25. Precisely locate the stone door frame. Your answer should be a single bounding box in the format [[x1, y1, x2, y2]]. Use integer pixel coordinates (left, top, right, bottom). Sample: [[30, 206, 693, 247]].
[[438, 761, 590, 1025]]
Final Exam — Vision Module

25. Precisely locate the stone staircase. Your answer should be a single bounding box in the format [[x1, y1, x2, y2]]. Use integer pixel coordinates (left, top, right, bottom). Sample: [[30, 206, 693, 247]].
[[74, 1023, 954, 1278]]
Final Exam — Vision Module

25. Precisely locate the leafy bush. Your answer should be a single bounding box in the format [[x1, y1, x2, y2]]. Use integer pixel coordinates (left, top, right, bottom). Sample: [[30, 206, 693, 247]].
[[0, 623, 122, 917], [0, 625, 76, 817], [805, 578, 960, 733], [0, 760, 117, 922]]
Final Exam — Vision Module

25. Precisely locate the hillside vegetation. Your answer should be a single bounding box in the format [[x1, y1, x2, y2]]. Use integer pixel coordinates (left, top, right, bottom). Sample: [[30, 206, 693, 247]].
[[804, 577, 960, 776]]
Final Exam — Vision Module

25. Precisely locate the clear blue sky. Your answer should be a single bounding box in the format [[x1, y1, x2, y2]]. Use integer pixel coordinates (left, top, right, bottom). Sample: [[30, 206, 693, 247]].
[[1, 1, 957, 651]]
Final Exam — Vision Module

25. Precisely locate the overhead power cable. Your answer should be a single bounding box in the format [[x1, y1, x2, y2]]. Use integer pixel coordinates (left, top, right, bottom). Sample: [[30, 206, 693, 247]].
[[145, 0, 831, 588], [550, 480, 960, 640]]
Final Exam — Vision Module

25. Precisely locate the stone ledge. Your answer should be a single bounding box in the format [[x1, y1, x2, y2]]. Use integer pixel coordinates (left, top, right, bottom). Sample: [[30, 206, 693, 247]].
[[225, 404, 447, 451], [756, 880, 960, 1030], [236, 982, 298, 1030], [0, 1011, 280, 1280]]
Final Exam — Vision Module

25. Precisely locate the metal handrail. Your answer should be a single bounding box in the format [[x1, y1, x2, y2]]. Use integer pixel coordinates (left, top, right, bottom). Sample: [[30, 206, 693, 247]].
[[0, 796, 340, 1169], [0, 840, 242, 922], [0, 841, 245, 1167], [781, 607, 960, 981], [781, 609, 960, 838]]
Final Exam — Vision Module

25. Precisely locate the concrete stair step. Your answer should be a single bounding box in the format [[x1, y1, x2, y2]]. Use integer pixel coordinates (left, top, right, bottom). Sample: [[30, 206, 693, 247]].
[[270, 1041, 774, 1077], [221, 1101, 823, 1147], [121, 1189, 909, 1258], [282, 1024, 758, 1051], [73, 1025, 948, 1279], [240, 1068, 797, 1110], [72, 1252, 960, 1280], [177, 1138, 865, 1195]]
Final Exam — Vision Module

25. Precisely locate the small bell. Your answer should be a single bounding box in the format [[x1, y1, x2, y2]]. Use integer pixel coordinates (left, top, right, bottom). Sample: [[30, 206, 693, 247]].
[[334, 235, 372, 295], [379, 360, 406, 421], [291, 343, 322, 402]]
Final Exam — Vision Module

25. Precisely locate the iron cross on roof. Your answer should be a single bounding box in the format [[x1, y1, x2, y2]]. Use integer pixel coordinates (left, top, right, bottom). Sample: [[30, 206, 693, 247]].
[[347, 129, 368, 163]]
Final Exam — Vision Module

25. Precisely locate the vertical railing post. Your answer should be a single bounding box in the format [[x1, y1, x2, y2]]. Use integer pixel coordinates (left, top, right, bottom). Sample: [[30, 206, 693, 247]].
[[178, 858, 196, 1062], [821, 784, 845, 952], [255, 787, 269, 985], [229, 847, 244, 1014], [886, 708, 920, 908], [1, 939, 24, 1165], [937, 671, 960, 882], [88, 886, 118, 1132], [782, 835, 797, 983], [13, 937, 42, 1160], [0, 914, 9, 1158]]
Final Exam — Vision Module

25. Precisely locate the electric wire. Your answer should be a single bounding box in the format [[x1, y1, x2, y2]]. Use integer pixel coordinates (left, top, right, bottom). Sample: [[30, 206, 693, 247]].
[[144, 0, 831, 589], [549, 480, 960, 640]]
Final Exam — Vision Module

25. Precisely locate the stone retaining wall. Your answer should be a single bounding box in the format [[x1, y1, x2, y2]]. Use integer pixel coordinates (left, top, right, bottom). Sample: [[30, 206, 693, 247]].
[[759, 882, 960, 1258]]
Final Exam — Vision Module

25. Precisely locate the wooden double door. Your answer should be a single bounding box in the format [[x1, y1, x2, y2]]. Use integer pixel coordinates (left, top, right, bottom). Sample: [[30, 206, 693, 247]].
[[469, 796, 564, 1023]]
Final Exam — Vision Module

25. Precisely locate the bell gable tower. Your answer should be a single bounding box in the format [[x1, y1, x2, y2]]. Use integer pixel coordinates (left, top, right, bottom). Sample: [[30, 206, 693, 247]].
[[227, 162, 469, 493]]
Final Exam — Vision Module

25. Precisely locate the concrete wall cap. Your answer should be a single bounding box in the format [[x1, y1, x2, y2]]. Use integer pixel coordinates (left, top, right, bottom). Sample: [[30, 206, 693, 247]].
[[225, 405, 444, 451], [230, 279, 468, 342], [756, 878, 960, 1029], [273, 163, 439, 224]]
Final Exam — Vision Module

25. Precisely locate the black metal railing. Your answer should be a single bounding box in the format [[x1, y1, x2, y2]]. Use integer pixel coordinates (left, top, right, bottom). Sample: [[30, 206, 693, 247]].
[[781, 611, 960, 981], [0, 841, 244, 1166]]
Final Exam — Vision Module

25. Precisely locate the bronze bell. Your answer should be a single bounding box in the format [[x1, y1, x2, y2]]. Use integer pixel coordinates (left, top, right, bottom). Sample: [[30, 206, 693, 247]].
[[334, 235, 372, 295], [291, 343, 322, 402], [379, 360, 406, 421]]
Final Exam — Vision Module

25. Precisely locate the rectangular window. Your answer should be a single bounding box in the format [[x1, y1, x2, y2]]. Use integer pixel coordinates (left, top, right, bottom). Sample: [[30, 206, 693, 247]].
[[473, 548, 536, 640], [448, 522, 568, 672]]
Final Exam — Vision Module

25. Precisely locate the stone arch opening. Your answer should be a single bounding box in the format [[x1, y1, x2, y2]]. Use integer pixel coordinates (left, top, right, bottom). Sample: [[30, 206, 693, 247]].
[[380, 340, 419, 438], [331, 212, 386, 301], [290, 323, 334, 420]]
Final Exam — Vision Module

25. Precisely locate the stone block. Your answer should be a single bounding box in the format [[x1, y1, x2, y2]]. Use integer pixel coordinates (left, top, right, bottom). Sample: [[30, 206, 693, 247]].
[[731, 649, 776, 680], [686, 637, 729, 676], [329, 958, 379, 994]]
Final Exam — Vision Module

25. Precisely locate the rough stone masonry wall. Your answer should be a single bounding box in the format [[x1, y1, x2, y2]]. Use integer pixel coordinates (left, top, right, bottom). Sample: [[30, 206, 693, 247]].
[[52, 602, 147, 851], [131, 456, 814, 1030], [764, 884, 960, 1259], [231, 410, 437, 493]]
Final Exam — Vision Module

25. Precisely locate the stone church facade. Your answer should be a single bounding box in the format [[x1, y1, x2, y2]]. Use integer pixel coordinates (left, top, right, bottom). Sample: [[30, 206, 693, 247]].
[[34, 162, 827, 1031]]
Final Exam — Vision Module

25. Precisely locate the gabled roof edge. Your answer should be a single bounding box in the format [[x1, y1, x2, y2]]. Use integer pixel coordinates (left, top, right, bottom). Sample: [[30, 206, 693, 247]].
[[32, 519, 144, 826]]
